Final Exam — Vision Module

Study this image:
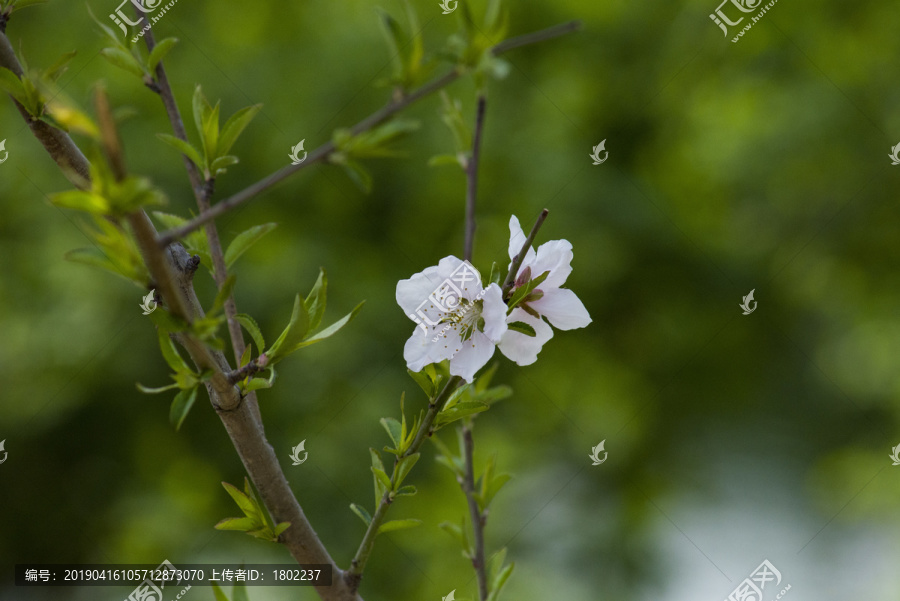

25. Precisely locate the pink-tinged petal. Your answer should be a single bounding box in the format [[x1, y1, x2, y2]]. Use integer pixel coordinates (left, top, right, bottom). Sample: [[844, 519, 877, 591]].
[[507, 215, 537, 278], [449, 330, 497, 382], [498, 308, 554, 366], [531, 287, 591, 330], [530, 239, 573, 289], [479, 283, 508, 343]]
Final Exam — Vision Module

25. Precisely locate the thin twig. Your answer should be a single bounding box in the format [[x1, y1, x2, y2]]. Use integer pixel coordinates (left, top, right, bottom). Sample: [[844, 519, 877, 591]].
[[501, 208, 549, 296], [139, 24, 264, 426], [462, 423, 488, 601], [464, 95, 486, 262], [156, 20, 582, 246], [347, 375, 463, 588]]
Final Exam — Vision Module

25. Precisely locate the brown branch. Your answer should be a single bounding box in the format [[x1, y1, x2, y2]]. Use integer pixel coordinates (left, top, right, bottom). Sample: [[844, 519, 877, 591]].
[[156, 20, 582, 246], [2, 26, 360, 601], [346, 375, 463, 588], [464, 95, 486, 262], [501, 208, 549, 296], [461, 423, 488, 601]]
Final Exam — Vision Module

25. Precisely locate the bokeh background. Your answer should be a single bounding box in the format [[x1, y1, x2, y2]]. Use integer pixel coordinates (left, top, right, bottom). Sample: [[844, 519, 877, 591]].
[[2, 0, 900, 599]]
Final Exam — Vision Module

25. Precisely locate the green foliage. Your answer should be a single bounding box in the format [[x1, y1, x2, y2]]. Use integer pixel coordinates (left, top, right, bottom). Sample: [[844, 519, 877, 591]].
[[506, 269, 549, 313], [151, 211, 212, 272], [432, 363, 511, 429], [224, 223, 277, 268], [264, 269, 364, 364], [157, 85, 261, 180], [429, 92, 471, 169], [89, 6, 178, 85], [64, 215, 148, 286], [376, 1, 433, 91], [215, 477, 290, 542], [0, 48, 75, 121], [0, 0, 48, 15], [446, 0, 510, 88], [330, 119, 421, 192], [486, 547, 515, 601], [211, 580, 250, 601]]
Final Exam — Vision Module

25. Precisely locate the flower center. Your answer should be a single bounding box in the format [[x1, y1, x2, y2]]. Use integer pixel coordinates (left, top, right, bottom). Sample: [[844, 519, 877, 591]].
[[437, 298, 484, 342]]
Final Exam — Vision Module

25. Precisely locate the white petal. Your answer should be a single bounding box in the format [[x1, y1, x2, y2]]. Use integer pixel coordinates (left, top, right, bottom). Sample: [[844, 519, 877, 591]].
[[531, 287, 591, 330], [530, 239, 573, 289], [479, 283, 508, 343], [404, 325, 457, 372], [498, 309, 554, 366], [449, 330, 497, 382], [397, 255, 485, 328], [507, 215, 537, 277]]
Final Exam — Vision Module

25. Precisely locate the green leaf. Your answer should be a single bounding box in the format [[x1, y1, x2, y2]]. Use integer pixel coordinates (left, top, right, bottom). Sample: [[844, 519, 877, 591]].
[[377, 519, 422, 534], [100, 47, 145, 78], [147, 37, 178, 73], [434, 401, 489, 428], [488, 261, 501, 285], [232, 580, 250, 601], [506, 321, 536, 337], [157, 329, 191, 372], [202, 101, 221, 162], [305, 269, 327, 331], [0, 67, 27, 105], [273, 522, 291, 537], [380, 417, 402, 449], [210, 581, 230, 601], [136, 382, 179, 394], [266, 294, 311, 362], [44, 50, 77, 83], [371, 467, 393, 494], [428, 153, 462, 168], [156, 133, 204, 168], [394, 485, 417, 497], [489, 563, 514, 601], [477, 384, 513, 405], [507, 270, 549, 312], [377, 9, 405, 81], [289, 301, 365, 350], [339, 159, 373, 193], [408, 368, 435, 397], [11, 0, 50, 10], [214, 517, 256, 531], [370, 448, 387, 505], [169, 386, 198, 430], [224, 223, 277, 268], [488, 547, 507, 582], [239, 343, 252, 368], [236, 313, 266, 354], [218, 104, 262, 156], [211, 154, 239, 175], [394, 453, 419, 488], [192, 85, 212, 145], [349, 503, 372, 526], [221, 480, 258, 517], [51, 190, 108, 214]]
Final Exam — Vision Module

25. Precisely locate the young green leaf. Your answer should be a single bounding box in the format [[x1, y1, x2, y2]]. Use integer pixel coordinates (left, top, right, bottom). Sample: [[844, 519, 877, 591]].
[[222, 480, 258, 518], [214, 517, 256, 531], [394, 485, 417, 497], [44, 50, 77, 83], [224, 223, 277, 268], [169, 386, 198, 430], [377, 519, 422, 534], [147, 37, 178, 73], [506, 321, 536, 337], [394, 452, 419, 488], [380, 417, 403, 449], [349, 503, 372, 526], [100, 47, 145, 78], [218, 104, 262, 156], [266, 294, 311, 362], [408, 368, 435, 397], [305, 269, 327, 331], [235, 313, 266, 353], [290, 301, 365, 350], [371, 467, 393, 495], [232, 580, 250, 601], [157, 133, 203, 168], [434, 401, 489, 428], [136, 382, 179, 394], [0, 67, 27, 105], [157, 329, 192, 373], [210, 581, 230, 601], [210, 155, 239, 176]]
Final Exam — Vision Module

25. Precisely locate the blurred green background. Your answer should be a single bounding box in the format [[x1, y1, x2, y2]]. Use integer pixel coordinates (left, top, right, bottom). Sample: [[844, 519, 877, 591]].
[[2, 0, 900, 599]]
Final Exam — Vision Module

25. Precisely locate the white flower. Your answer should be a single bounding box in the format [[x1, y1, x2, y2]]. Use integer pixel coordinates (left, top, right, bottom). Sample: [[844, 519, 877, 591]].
[[498, 215, 592, 365], [397, 256, 507, 382]]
